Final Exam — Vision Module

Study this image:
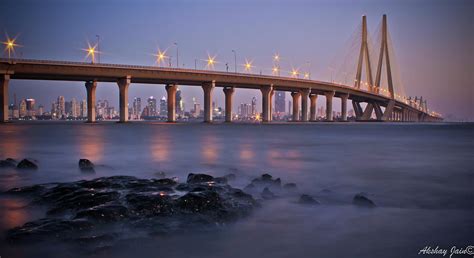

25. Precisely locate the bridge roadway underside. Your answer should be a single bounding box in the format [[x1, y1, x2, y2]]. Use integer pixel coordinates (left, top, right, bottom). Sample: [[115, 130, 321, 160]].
[[0, 59, 441, 123]]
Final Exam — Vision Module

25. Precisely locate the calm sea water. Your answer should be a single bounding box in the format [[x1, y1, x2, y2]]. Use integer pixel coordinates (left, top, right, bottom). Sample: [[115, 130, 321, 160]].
[[0, 122, 473, 258]]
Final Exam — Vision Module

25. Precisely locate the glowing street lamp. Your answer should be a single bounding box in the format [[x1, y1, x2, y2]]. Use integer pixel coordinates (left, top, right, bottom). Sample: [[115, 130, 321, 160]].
[[153, 48, 168, 67], [291, 68, 299, 78], [304, 72, 310, 79], [243, 59, 253, 73], [83, 42, 98, 64], [272, 66, 279, 76], [206, 54, 217, 70], [2, 34, 20, 59]]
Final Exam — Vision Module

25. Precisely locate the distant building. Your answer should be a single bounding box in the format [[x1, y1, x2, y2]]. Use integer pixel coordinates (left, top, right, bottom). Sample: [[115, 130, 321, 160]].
[[132, 97, 142, 119], [57, 96, 65, 117], [80, 100, 87, 118], [176, 89, 183, 116], [275, 91, 286, 114], [160, 96, 167, 116], [251, 97, 257, 116], [26, 98, 35, 117], [38, 105, 44, 116], [147, 96, 157, 116], [19, 99, 27, 118]]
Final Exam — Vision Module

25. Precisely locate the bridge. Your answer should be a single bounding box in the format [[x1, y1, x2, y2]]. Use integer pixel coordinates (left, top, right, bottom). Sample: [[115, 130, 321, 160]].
[[0, 15, 442, 123]]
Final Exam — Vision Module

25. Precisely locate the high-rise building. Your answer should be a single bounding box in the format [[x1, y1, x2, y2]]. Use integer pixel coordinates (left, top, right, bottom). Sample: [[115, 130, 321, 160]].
[[251, 97, 257, 116], [57, 96, 66, 117], [80, 100, 87, 118], [191, 97, 200, 118], [159, 96, 167, 116], [288, 100, 292, 115], [176, 89, 183, 116], [147, 96, 157, 116], [26, 98, 35, 117], [38, 105, 44, 116], [132, 97, 142, 119], [70, 98, 78, 118], [239, 103, 252, 118], [275, 91, 286, 114], [51, 102, 58, 118], [96, 99, 109, 118], [19, 99, 27, 118]]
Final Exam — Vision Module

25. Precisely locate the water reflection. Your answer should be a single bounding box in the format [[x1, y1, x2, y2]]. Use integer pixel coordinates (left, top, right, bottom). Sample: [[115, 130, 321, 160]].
[[150, 130, 171, 162], [239, 143, 255, 162], [201, 132, 219, 164], [0, 197, 30, 230], [78, 126, 104, 161], [267, 148, 303, 171], [0, 127, 26, 158]]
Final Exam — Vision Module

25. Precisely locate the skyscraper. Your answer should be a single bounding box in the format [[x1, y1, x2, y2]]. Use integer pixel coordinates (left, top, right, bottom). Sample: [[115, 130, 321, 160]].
[[176, 89, 183, 116], [147, 96, 157, 116], [80, 100, 87, 118], [160, 96, 167, 116], [19, 99, 27, 118], [251, 97, 257, 116], [26, 98, 36, 117], [71, 98, 78, 118], [132, 97, 142, 119], [57, 96, 66, 117], [275, 91, 286, 114]]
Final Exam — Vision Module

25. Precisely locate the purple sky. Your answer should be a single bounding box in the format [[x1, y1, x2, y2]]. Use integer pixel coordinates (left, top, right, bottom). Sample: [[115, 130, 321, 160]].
[[1, 0, 473, 120]]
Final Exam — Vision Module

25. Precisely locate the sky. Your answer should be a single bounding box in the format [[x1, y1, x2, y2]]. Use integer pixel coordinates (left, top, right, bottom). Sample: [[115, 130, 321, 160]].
[[1, 0, 473, 120]]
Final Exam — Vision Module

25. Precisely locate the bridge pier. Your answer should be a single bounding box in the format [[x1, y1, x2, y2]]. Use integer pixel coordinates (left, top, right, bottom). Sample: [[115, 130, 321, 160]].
[[202, 81, 215, 123], [261, 85, 273, 122], [291, 91, 301, 121], [309, 94, 318, 121], [223, 87, 234, 122], [270, 88, 275, 121], [341, 93, 349, 121], [325, 91, 335, 121], [166, 84, 178, 122], [85, 80, 97, 123], [301, 89, 310, 122], [352, 101, 363, 120], [117, 76, 131, 123], [0, 75, 10, 123]]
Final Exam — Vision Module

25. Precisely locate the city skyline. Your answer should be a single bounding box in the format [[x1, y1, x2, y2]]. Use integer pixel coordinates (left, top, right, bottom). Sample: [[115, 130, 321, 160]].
[[1, 0, 472, 121]]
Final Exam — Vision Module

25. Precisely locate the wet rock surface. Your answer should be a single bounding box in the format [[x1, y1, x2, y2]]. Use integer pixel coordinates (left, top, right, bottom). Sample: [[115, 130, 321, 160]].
[[353, 193, 376, 207], [78, 159, 95, 172], [16, 159, 38, 169], [4, 174, 258, 247], [0, 158, 17, 168], [298, 194, 319, 205]]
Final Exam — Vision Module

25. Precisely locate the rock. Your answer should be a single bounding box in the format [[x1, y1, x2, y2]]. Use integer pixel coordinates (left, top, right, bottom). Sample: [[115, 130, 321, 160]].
[[79, 159, 95, 171], [0, 158, 17, 168], [298, 194, 319, 205], [7, 218, 94, 242], [261, 187, 276, 200], [6, 174, 258, 244], [186, 173, 215, 184], [353, 193, 376, 207], [16, 159, 38, 169]]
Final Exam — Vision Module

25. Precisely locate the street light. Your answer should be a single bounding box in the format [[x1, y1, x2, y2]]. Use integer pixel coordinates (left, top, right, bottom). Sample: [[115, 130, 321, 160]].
[[243, 59, 253, 73], [273, 53, 280, 76], [83, 42, 97, 63], [154, 48, 168, 67], [232, 50, 237, 73], [206, 54, 217, 70], [2, 34, 20, 59]]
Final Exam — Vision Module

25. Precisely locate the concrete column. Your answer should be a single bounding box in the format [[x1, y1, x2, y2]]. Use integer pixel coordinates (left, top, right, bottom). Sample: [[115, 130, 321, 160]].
[[166, 84, 178, 122], [269, 89, 275, 121], [341, 93, 349, 121], [301, 88, 311, 122], [260, 85, 273, 122], [202, 81, 215, 123], [309, 94, 317, 121], [85, 80, 97, 123], [291, 91, 301, 121], [223, 87, 235, 122], [0, 75, 10, 123], [117, 76, 131, 123], [325, 91, 335, 121]]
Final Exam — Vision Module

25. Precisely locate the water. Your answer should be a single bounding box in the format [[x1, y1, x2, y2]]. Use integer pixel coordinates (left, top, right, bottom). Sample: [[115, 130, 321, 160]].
[[0, 122, 473, 258]]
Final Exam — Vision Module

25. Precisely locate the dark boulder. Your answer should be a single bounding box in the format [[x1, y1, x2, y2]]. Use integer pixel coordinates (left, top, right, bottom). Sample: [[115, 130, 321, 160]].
[[176, 191, 223, 213], [74, 204, 129, 221], [224, 173, 236, 181], [16, 159, 38, 169], [0, 158, 17, 168], [187, 173, 215, 184], [79, 159, 95, 171], [353, 193, 376, 207], [126, 192, 175, 216], [261, 187, 276, 200], [298, 194, 319, 205]]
